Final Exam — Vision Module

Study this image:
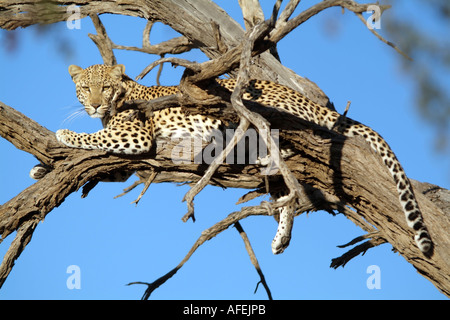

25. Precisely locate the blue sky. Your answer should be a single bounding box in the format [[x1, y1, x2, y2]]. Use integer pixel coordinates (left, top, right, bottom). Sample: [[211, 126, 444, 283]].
[[0, 1, 448, 299]]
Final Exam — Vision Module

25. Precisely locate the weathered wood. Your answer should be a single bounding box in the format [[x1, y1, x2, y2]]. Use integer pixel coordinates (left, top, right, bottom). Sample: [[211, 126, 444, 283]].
[[0, 0, 448, 297]]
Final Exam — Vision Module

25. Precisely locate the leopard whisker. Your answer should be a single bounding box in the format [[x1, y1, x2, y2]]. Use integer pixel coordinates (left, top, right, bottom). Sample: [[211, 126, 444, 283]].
[[61, 106, 86, 126]]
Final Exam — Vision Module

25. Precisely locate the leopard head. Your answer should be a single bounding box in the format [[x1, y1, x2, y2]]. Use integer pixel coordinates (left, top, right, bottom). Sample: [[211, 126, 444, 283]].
[[68, 64, 126, 119]]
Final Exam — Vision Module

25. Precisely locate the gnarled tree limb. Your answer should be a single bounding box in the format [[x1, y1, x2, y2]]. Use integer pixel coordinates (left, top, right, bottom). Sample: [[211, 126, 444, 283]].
[[1, 94, 449, 295], [1, 0, 449, 299]]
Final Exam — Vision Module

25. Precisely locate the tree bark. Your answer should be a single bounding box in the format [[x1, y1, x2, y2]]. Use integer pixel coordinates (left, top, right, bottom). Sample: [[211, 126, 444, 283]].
[[0, 0, 449, 297]]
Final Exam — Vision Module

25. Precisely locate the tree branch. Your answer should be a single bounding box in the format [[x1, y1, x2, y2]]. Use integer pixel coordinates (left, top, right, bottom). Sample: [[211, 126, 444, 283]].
[[127, 205, 270, 300], [1, 95, 449, 295], [1, 0, 449, 298], [234, 221, 273, 300]]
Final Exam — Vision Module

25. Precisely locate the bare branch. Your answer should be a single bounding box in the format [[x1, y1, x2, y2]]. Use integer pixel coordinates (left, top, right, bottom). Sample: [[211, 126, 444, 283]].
[[137, 57, 202, 81], [88, 14, 196, 67], [268, 0, 410, 62], [0, 219, 38, 288], [113, 36, 195, 56], [142, 20, 154, 48], [278, 0, 302, 24], [88, 14, 117, 65], [181, 118, 251, 222], [132, 170, 157, 206], [234, 221, 273, 300], [114, 179, 144, 199], [238, 0, 265, 30], [127, 205, 270, 300], [330, 237, 387, 269], [353, 11, 412, 61]]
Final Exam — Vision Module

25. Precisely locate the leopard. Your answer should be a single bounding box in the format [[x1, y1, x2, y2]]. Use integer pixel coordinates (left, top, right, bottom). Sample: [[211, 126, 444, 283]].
[[32, 64, 432, 255], [55, 64, 222, 154]]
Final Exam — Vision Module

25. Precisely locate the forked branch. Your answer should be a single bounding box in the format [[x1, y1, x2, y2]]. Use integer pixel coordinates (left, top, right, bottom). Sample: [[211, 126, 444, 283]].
[[127, 205, 270, 300]]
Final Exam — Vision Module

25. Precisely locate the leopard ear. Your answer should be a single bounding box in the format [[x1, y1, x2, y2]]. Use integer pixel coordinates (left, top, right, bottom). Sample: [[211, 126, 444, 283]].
[[68, 65, 83, 83], [109, 64, 125, 80]]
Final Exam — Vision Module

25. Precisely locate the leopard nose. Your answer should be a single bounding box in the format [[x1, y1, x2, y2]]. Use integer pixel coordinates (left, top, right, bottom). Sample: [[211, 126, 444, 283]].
[[91, 103, 101, 110]]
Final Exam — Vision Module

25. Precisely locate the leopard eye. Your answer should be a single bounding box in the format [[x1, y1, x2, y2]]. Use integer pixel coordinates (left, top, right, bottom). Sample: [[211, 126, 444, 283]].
[[102, 85, 111, 90], [81, 86, 89, 90]]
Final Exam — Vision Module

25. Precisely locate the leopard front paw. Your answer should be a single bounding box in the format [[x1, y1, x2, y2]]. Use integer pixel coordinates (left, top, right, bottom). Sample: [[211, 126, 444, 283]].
[[56, 129, 70, 144], [56, 129, 79, 148], [56, 129, 100, 151]]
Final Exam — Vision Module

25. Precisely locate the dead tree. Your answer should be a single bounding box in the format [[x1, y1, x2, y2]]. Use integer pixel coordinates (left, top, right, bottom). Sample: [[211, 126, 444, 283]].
[[0, 0, 449, 299]]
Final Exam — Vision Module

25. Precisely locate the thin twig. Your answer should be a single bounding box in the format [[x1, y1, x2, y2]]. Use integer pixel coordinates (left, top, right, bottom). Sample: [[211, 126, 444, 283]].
[[113, 36, 195, 57], [330, 237, 387, 269], [130, 94, 182, 119], [142, 20, 154, 48], [136, 57, 201, 81], [88, 14, 117, 66], [331, 101, 352, 130], [112, 19, 195, 60], [270, 0, 410, 62], [132, 170, 157, 206], [336, 231, 381, 248], [114, 179, 143, 199], [181, 118, 251, 222], [354, 12, 412, 61], [278, 0, 302, 24], [332, 100, 351, 131], [278, 0, 392, 42], [234, 221, 273, 300], [343, 100, 351, 117], [155, 54, 165, 86]]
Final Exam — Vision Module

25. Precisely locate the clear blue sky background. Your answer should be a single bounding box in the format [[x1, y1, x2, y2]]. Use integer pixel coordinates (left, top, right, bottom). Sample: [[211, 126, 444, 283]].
[[0, 1, 448, 299]]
